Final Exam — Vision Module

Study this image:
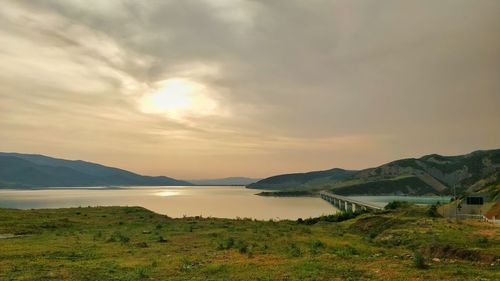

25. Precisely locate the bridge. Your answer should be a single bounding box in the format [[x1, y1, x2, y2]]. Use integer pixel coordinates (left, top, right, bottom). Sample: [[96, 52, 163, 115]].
[[319, 191, 383, 212]]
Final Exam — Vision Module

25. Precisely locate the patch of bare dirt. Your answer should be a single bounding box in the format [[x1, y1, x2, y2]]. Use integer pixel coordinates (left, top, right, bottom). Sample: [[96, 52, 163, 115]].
[[422, 244, 497, 263], [485, 201, 500, 220], [474, 229, 498, 239]]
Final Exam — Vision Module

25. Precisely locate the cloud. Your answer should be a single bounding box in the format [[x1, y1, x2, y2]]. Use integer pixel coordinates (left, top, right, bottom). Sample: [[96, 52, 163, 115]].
[[0, 0, 499, 177]]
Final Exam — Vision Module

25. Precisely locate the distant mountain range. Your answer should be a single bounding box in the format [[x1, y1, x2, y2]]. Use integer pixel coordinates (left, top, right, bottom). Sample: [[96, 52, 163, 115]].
[[187, 177, 260, 186], [248, 149, 500, 197], [3, 150, 499, 197], [0, 153, 192, 188]]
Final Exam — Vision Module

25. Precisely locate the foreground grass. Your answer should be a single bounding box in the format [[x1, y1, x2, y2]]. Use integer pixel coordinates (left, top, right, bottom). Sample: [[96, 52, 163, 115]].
[[0, 206, 498, 281]]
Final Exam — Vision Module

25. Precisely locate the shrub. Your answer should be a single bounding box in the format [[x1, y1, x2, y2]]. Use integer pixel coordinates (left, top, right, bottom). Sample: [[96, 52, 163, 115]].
[[135, 242, 149, 248], [413, 251, 427, 269], [118, 234, 130, 244], [297, 210, 367, 225], [427, 204, 441, 218], [93, 231, 103, 241], [309, 240, 324, 256], [331, 245, 358, 257], [239, 244, 248, 254], [217, 237, 235, 250], [136, 266, 151, 278], [385, 201, 410, 210], [289, 243, 302, 257], [311, 239, 324, 249], [477, 236, 488, 245], [107, 231, 130, 244]]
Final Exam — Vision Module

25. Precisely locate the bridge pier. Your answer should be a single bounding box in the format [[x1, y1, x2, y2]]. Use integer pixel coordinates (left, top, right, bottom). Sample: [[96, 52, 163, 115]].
[[345, 202, 353, 213], [319, 191, 383, 212]]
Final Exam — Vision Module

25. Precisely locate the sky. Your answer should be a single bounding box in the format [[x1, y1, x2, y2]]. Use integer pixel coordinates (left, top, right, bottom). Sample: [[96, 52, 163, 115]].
[[0, 0, 499, 179]]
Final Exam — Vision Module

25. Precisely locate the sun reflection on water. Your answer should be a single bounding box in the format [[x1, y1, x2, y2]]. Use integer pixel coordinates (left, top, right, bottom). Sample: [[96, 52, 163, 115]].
[[154, 191, 180, 197]]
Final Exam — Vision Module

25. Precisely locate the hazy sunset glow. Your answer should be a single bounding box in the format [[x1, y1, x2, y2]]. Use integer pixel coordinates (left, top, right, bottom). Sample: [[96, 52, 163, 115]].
[[138, 78, 219, 120], [0, 0, 499, 179]]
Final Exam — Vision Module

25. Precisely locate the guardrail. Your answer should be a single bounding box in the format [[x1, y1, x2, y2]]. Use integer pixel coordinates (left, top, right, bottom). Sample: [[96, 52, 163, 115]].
[[455, 214, 500, 225], [484, 216, 500, 224]]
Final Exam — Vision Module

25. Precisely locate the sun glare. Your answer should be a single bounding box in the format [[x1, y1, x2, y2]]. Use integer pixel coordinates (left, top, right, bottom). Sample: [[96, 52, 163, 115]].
[[139, 78, 218, 119]]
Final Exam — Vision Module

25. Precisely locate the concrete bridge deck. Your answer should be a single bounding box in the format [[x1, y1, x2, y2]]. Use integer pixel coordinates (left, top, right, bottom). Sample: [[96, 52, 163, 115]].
[[319, 191, 383, 212]]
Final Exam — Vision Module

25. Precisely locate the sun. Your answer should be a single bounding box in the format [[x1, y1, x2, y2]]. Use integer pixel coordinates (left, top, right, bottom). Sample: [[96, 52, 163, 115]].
[[139, 78, 217, 119], [142, 79, 197, 112]]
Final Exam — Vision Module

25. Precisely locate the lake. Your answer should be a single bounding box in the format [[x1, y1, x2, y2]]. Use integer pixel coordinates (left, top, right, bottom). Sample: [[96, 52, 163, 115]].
[[0, 187, 452, 220], [0, 186, 337, 220], [351, 195, 452, 208]]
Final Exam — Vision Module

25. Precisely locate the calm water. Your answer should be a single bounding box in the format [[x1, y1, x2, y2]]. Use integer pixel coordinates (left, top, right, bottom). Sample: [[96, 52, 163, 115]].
[[0, 186, 337, 220], [350, 195, 452, 208]]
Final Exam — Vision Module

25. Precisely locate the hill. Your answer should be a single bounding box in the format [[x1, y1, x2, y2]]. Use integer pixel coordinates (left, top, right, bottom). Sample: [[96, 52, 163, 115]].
[[248, 149, 500, 196], [187, 177, 260, 186], [0, 152, 191, 188], [247, 168, 357, 190], [0, 205, 498, 280]]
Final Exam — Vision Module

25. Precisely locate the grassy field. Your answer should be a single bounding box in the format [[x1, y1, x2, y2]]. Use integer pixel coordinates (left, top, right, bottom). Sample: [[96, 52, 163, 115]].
[[0, 205, 498, 281]]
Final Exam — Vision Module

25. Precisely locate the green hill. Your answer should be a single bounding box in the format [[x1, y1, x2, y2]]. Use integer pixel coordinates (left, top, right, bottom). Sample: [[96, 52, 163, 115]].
[[0, 152, 192, 188], [247, 168, 356, 190], [248, 149, 500, 196], [0, 205, 498, 280]]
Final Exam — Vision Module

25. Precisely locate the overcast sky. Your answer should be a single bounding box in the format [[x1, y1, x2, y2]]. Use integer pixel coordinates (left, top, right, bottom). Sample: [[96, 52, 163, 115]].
[[0, 0, 499, 179]]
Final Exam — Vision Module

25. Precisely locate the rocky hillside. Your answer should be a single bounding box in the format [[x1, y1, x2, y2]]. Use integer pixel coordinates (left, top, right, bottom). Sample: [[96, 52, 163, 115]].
[[248, 149, 500, 196]]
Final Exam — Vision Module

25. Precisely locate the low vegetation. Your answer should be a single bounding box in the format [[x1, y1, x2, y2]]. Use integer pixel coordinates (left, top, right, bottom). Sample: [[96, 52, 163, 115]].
[[297, 210, 367, 225], [0, 204, 498, 280], [256, 190, 317, 197]]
